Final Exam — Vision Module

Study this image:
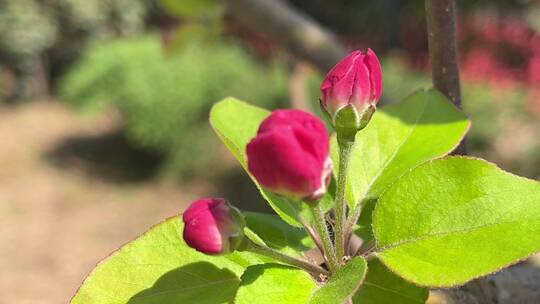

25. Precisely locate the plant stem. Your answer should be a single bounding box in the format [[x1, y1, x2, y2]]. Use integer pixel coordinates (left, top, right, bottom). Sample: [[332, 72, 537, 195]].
[[310, 204, 339, 272], [343, 201, 362, 253], [334, 137, 354, 262], [247, 242, 330, 276], [300, 219, 325, 258]]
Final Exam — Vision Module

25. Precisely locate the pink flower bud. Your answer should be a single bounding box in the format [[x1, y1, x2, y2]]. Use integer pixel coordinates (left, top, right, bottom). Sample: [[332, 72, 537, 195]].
[[246, 110, 333, 201], [320, 49, 383, 119], [182, 198, 245, 255]]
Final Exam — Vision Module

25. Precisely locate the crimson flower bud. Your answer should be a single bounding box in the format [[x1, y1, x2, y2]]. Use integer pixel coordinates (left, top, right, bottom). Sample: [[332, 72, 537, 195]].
[[246, 109, 333, 201], [182, 198, 245, 255], [320, 49, 383, 133]]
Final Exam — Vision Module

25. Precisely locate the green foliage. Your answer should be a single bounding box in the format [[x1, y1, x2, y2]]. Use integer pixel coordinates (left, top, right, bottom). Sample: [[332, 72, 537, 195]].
[[0, 0, 57, 61], [243, 212, 313, 252], [54, 0, 148, 37], [0, 0, 148, 63], [309, 257, 367, 304], [60, 37, 288, 176], [160, 0, 218, 17], [158, 0, 222, 56], [374, 157, 540, 286], [236, 264, 317, 304]]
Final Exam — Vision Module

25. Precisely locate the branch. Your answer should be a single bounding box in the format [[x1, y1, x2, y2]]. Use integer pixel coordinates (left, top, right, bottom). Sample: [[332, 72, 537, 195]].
[[224, 0, 347, 71], [426, 2, 494, 303], [426, 0, 462, 107], [425, 0, 466, 154]]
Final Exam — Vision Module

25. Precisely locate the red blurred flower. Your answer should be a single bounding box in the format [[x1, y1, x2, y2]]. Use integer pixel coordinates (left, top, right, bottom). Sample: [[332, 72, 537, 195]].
[[462, 48, 500, 82], [246, 110, 332, 201], [501, 19, 531, 47], [528, 54, 540, 85]]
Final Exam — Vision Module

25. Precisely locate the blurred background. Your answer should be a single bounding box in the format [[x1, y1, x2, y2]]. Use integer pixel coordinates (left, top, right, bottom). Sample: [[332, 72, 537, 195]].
[[1, 0, 539, 303]]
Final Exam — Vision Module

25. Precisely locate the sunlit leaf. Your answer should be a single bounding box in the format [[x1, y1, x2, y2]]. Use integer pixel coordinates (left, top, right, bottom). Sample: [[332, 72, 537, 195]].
[[331, 89, 470, 209], [309, 257, 367, 304], [374, 157, 540, 287], [236, 264, 316, 304], [71, 217, 266, 303]]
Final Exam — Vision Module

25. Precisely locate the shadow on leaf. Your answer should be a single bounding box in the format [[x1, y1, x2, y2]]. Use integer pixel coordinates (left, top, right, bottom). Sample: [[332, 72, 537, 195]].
[[239, 263, 292, 286], [127, 262, 240, 304]]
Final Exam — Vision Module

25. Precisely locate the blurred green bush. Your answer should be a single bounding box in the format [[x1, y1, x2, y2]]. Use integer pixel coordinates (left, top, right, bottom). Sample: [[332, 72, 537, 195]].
[[0, 0, 57, 62], [59, 36, 288, 178], [0, 0, 149, 100]]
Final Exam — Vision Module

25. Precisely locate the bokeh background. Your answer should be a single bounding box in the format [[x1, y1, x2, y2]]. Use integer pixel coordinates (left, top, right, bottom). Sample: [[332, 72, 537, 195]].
[[1, 0, 539, 303]]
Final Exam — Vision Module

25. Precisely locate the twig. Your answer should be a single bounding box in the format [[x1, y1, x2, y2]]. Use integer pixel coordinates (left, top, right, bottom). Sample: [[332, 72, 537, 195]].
[[300, 219, 326, 261], [248, 242, 330, 276]]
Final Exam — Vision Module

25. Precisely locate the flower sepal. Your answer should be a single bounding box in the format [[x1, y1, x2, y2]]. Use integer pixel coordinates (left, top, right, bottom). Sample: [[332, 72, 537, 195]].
[[331, 103, 376, 143]]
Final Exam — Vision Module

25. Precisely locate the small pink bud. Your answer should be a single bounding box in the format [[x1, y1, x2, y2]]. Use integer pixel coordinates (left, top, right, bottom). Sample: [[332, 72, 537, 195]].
[[246, 110, 333, 201], [320, 49, 383, 125], [182, 198, 245, 255]]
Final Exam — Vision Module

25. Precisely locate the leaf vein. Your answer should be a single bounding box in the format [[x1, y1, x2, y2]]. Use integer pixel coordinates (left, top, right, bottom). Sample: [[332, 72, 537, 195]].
[[379, 216, 540, 251]]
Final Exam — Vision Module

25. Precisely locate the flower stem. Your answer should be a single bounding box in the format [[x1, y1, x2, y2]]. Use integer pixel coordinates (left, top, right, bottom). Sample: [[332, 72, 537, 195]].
[[300, 219, 325, 258], [343, 199, 364, 252], [247, 241, 330, 276], [310, 204, 339, 272], [335, 136, 354, 262]]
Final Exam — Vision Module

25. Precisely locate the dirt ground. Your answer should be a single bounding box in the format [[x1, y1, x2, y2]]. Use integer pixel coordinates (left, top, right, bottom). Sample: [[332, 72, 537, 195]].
[[0, 100, 198, 303]]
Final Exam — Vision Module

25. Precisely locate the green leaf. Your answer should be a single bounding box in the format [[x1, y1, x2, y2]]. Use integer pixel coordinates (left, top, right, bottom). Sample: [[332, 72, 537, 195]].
[[71, 217, 266, 304], [355, 198, 377, 244], [236, 264, 317, 304], [331, 89, 470, 208], [244, 212, 314, 252], [163, 23, 219, 56], [210, 98, 269, 164], [374, 157, 540, 287], [159, 0, 218, 17], [353, 259, 428, 304], [309, 257, 367, 304], [211, 98, 311, 227]]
